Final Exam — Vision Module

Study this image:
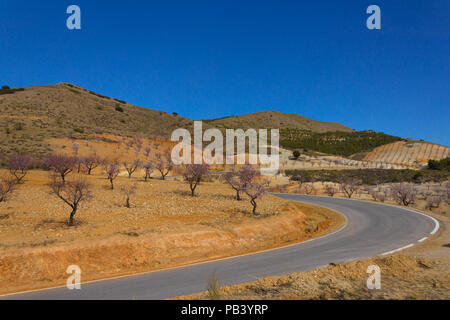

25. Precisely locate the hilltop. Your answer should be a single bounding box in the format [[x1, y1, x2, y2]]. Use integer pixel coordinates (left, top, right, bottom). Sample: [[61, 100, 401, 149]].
[[203, 110, 353, 133]]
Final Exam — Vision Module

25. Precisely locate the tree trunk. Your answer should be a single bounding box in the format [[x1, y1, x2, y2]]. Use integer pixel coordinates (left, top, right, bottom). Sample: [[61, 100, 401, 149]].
[[251, 199, 257, 215], [236, 190, 241, 201], [109, 178, 114, 190], [69, 208, 77, 226], [126, 197, 130, 208]]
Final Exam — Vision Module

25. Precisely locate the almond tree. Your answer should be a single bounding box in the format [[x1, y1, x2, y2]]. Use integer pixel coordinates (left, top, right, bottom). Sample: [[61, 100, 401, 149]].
[[324, 183, 337, 197], [425, 195, 442, 210], [143, 147, 151, 158], [71, 143, 82, 173], [302, 183, 315, 195], [243, 180, 268, 215], [104, 160, 121, 189], [8, 153, 32, 183], [142, 161, 154, 182], [228, 165, 269, 214], [290, 172, 309, 190], [71, 142, 80, 156], [390, 184, 417, 206], [222, 165, 258, 201], [43, 154, 77, 183], [338, 177, 361, 199], [0, 176, 16, 203], [154, 151, 173, 180], [183, 164, 210, 197], [50, 176, 92, 226], [222, 171, 243, 200], [120, 183, 137, 208], [123, 159, 141, 178], [133, 137, 143, 155], [81, 153, 103, 175]]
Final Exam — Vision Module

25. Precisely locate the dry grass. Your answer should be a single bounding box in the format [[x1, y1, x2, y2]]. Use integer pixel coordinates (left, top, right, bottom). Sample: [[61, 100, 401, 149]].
[[0, 169, 343, 294], [178, 185, 450, 300], [179, 254, 449, 300], [0, 83, 193, 158]]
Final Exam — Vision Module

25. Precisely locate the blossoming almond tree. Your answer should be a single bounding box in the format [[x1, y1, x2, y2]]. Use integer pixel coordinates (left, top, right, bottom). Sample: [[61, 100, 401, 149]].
[[8, 153, 32, 184], [183, 164, 210, 197], [50, 176, 92, 226], [104, 160, 121, 189]]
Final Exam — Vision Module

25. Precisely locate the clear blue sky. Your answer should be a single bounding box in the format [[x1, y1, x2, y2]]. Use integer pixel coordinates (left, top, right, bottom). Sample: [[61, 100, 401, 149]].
[[1, 0, 449, 146]]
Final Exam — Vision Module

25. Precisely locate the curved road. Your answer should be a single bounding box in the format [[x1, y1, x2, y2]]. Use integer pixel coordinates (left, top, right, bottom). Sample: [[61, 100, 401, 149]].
[[2, 194, 439, 300]]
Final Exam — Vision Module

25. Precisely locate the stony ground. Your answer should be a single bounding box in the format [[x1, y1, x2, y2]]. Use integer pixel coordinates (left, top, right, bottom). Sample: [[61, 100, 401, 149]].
[[178, 189, 450, 300], [0, 169, 343, 294]]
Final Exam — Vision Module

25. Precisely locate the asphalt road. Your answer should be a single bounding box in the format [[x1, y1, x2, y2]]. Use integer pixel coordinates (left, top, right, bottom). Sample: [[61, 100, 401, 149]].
[[2, 194, 439, 300]]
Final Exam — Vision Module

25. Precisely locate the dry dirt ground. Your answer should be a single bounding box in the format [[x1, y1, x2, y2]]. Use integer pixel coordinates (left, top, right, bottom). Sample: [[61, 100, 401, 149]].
[[179, 192, 450, 300], [0, 169, 344, 295]]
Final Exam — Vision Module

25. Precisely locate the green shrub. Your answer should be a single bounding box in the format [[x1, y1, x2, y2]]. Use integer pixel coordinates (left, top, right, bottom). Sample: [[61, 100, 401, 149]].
[[206, 271, 221, 300], [115, 105, 124, 112], [293, 150, 300, 159], [286, 169, 449, 185], [428, 158, 450, 171], [73, 128, 84, 133], [279, 129, 402, 157]]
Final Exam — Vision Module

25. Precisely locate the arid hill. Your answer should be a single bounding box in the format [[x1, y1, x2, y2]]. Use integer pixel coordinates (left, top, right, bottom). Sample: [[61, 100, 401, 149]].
[[0, 83, 193, 157], [0, 83, 446, 163], [0, 83, 353, 158], [203, 110, 353, 133]]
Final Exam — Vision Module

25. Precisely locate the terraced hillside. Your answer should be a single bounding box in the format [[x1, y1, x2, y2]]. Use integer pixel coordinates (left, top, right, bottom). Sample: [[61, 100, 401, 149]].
[[362, 141, 450, 166]]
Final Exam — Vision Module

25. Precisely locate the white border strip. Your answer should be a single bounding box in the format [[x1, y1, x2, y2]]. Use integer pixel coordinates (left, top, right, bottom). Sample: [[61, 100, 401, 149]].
[[381, 243, 414, 256], [274, 193, 440, 236], [418, 237, 428, 243], [272, 193, 441, 256]]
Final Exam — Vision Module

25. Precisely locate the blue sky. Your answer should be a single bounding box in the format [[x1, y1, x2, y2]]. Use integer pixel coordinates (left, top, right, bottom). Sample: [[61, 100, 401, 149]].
[[1, 0, 449, 145]]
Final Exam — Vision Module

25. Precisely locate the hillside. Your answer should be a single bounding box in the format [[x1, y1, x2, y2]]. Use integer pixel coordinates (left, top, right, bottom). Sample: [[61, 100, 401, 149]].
[[0, 83, 446, 163], [0, 83, 193, 157], [360, 141, 450, 166], [279, 129, 403, 157], [203, 110, 353, 132]]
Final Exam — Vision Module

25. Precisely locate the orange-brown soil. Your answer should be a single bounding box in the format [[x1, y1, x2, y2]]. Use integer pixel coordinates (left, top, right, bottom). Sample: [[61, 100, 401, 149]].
[[0, 170, 343, 295]]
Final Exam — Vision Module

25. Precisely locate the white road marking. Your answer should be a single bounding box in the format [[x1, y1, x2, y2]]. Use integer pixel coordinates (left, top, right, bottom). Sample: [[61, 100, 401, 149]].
[[381, 243, 414, 256], [418, 237, 428, 243], [274, 194, 441, 236]]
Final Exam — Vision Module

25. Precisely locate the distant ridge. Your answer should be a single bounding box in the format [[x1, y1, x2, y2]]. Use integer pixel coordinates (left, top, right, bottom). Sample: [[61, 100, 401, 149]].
[[0, 83, 444, 162], [203, 110, 354, 133]]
